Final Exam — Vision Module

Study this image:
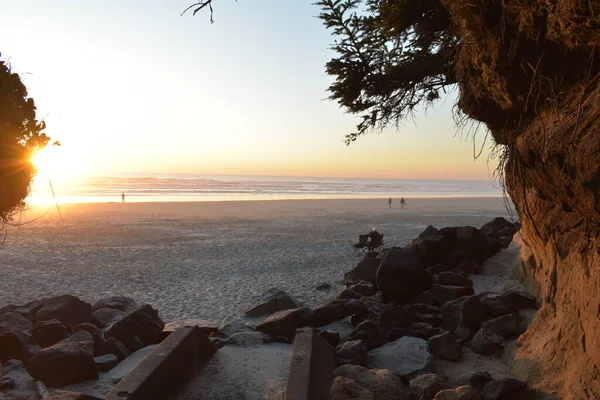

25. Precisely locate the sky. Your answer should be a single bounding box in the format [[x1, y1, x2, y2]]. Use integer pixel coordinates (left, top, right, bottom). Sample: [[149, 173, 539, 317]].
[[0, 0, 499, 181]]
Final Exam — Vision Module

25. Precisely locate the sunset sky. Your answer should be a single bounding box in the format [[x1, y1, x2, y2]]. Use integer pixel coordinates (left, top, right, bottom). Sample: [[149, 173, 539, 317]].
[[1, 0, 499, 181]]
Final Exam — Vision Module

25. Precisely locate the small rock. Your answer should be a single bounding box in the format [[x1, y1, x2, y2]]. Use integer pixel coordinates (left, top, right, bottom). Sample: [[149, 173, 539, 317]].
[[346, 320, 386, 350], [428, 331, 462, 361], [471, 329, 504, 355], [336, 340, 368, 366], [482, 378, 530, 400], [434, 386, 482, 400], [432, 285, 475, 307], [316, 283, 332, 291], [94, 354, 119, 372], [367, 336, 431, 379], [255, 307, 311, 337], [330, 376, 375, 400], [31, 319, 68, 348], [436, 272, 473, 287], [0, 377, 15, 389], [409, 373, 452, 400], [73, 323, 103, 354], [333, 364, 368, 379], [468, 371, 493, 392], [355, 369, 405, 400], [318, 330, 340, 347], [243, 289, 302, 318]]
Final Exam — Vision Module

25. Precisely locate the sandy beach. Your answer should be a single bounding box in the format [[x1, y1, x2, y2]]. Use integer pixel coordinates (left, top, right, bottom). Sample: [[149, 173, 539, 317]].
[[0, 197, 513, 323]]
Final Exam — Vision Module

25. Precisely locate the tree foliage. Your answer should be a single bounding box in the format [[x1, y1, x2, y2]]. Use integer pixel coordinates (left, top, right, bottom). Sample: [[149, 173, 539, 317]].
[[0, 60, 49, 223], [315, 0, 458, 143]]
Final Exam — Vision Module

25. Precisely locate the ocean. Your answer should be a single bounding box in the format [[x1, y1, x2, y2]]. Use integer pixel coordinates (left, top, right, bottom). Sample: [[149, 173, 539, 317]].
[[29, 173, 504, 204]]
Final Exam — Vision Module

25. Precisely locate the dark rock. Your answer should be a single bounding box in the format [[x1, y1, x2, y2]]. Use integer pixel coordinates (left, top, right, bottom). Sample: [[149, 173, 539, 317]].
[[455, 226, 490, 264], [31, 319, 68, 348], [91, 296, 137, 313], [73, 323, 103, 355], [35, 295, 92, 329], [105, 304, 165, 351], [346, 320, 386, 350], [410, 322, 436, 339], [349, 281, 376, 297], [210, 337, 228, 348], [487, 237, 503, 255], [434, 385, 483, 399], [0, 328, 34, 362], [0, 377, 15, 390], [337, 289, 362, 300], [454, 326, 473, 342], [91, 308, 125, 328], [344, 255, 381, 286], [471, 328, 504, 355], [451, 260, 480, 276], [481, 314, 520, 337], [410, 374, 452, 400], [163, 319, 218, 337], [385, 327, 411, 341], [94, 354, 119, 371], [376, 247, 433, 302], [330, 376, 374, 400], [216, 320, 253, 338], [436, 272, 474, 287], [26, 331, 98, 387], [412, 290, 435, 305], [336, 339, 368, 366], [367, 336, 431, 379], [429, 331, 462, 361], [478, 293, 514, 318], [0, 298, 46, 317], [354, 368, 404, 400], [318, 330, 340, 347], [503, 291, 537, 311], [333, 364, 369, 379], [432, 284, 475, 306], [427, 264, 453, 275], [379, 304, 413, 331], [0, 312, 33, 332], [406, 303, 439, 315], [45, 390, 104, 400], [441, 296, 486, 332], [316, 283, 332, 291], [255, 307, 311, 337], [480, 217, 515, 238], [468, 371, 493, 392], [226, 332, 273, 346], [482, 378, 531, 400], [413, 312, 441, 327], [311, 299, 365, 327], [96, 336, 131, 360], [243, 289, 302, 318]]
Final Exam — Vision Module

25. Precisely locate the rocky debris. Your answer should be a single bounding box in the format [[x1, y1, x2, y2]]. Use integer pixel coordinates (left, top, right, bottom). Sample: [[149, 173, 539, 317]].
[[26, 331, 98, 387], [376, 248, 433, 301], [330, 376, 374, 400], [216, 320, 253, 338], [0, 328, 34, 362], [440, 296, 486, 332], [349, 281, 377, 297], [0, 312, 33, 332], [96, 336, 130, 360], [432, 285, 475, 306], [91, 296, 137, 313], [318, 330, 340, 347], [226, 332, 272, 346], [316, 283, 332, 291], [346, 320, 386, 350], [91, 308, 125, 329], [243, 289, 302, 318], [0, 377, 16, 389], [435, 272, 474, 287], [433, 386, 482, 400], [35, 295, 92, 329], [468, 372, 493, 392], [367, 336, 431, 379], [255, 307, 311, 337], [45, 391, 104, 399], [379, 305, 413, 331], [94, 354, 119, 371], [337, 340, 368, 366], [481, 378, 531, 400], [354, 369, 405, 400], [409, 374, 452, 400], [429, 331, 462, 361], [345, 255, 381, 286], [163, 319, 218, 337], [311, 299, 365, 327], [334, 364, 369, 379], [105, 304, 165, 351], [31, 319, 68, 348], [470, 329, 504, 355]]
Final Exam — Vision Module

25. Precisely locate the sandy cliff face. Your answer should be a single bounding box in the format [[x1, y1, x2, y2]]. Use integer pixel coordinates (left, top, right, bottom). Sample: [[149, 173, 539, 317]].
[[440, 0, 600, 397]]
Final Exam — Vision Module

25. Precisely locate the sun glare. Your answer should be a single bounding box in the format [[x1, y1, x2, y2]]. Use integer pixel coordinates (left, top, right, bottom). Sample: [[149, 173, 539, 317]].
[[31, 145, 70, 178]]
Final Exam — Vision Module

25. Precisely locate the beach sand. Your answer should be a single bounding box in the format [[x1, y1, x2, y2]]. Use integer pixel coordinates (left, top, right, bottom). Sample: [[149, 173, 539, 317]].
[[0, 197, 513, 323]]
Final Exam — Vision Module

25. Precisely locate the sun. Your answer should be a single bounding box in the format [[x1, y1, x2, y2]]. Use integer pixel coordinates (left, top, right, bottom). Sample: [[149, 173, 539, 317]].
[[31, 145, 68, 178]]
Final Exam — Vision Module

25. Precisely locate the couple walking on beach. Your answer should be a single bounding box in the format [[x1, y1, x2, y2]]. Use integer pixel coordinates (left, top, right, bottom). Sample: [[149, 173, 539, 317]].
[[388, 197, 407, 208]]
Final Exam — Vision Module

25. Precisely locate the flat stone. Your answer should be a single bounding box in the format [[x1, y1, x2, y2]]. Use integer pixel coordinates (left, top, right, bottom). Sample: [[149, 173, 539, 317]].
[[367, 336, 431, 379], [311, 299, 365, 327]]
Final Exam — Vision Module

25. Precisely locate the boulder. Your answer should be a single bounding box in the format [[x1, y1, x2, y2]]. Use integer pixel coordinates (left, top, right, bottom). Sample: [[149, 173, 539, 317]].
[[91, 308, 125, 329], [216, 320, 253, 338], [243, 289, 302, 318], [481, 314, 520, 337], [451, 260, 480, 276], [330, 376, 375, 400], [379, 305, 413, 331], [409, 374, 452, 400], [349, 281, 377, 297], [427, 264, 453, 276], [432, 285, 475, 306], [96, 337, 131, 360], [502, 291, 537, 311], [454, 226, 490, 264], [255, 307, 311, 337], [31, 319, 68, 348], [355, 369, 405, 400], [412, 290, 435, 305], [428, 331, 462, 361], [411, 226, 456, 267], [346, 320, 386, 350], [471, 329, 504, 355], [73, 323, 103, 355], [35, 295, 92, 329], [45, 391, 104, 400], [0, 312, 33, 332], [318, 330, 340, 347], [105, 304, 165, 351], [477, 293, 514, 318], [440, 296, 486, 332], [367, 336, 431, 379], [334, 364, 369, 379], [163, 319, 218, 337], [468, 372, 493, 392], [336, 340, 368, 366], [409, 322, 436, 339], [413, 312, 441, 327], [345, 255, 381, 286], [436, 272, 474, 287], [377, 247, 433, 302], [479, 217, 515, 238], [26, 331, 98, 387], [311, 299, 365, 327], [91, 296, 137, 313], [434, 386, 482, 400], [94, 354, 119, 372], [0, 328, 34, 362], [0, 298, 46, 317], [481, 378, 531, 400]]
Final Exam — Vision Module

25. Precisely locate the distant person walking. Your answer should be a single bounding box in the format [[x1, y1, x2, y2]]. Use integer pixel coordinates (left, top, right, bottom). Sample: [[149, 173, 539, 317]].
[[400, 197, 407, 208], [121, 192, 125, 203], [388, 197, 392, 208]]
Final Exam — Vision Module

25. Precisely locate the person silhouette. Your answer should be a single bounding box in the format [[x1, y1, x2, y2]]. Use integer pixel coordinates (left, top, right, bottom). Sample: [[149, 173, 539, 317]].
[[121, 192, 125, 203], [400, 197, 406, 208], [388, 197, 392, 208]]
